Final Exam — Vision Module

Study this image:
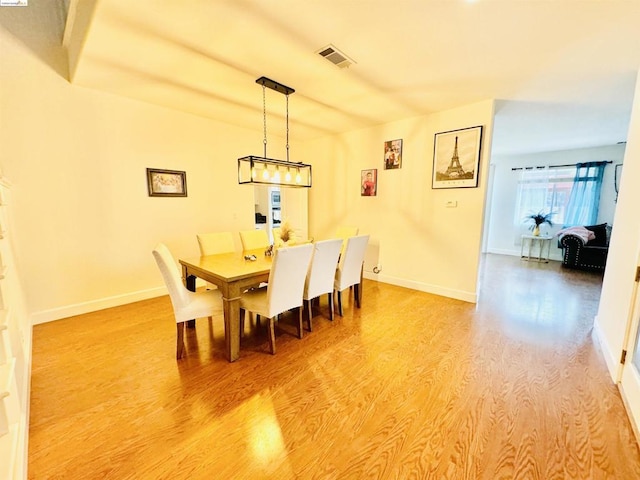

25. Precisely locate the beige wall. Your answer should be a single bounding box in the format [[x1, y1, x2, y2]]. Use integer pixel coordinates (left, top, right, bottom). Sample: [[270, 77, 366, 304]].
[[304, 101, 495, 302], [1, 2, 495, 324], [595, 73, 640, 380], [0, 21, 265, 323]]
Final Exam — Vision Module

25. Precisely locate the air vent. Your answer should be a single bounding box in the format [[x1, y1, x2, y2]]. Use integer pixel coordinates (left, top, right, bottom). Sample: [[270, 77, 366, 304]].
[[317, 44, 355, 69]]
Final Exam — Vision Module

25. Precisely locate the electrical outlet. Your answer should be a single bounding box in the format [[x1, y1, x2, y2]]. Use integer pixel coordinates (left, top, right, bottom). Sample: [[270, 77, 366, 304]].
[[445, 200, 457, 208]]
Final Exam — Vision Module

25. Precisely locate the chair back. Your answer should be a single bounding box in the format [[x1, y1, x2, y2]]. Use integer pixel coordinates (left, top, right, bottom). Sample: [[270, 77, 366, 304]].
[[336, 226, 359, 256], [304, 239, 342, 300], [335, 226, 359, 239], [197, 232, 235, 256], [240, 229, 270, 250], [335, 235, 369, 290], [152, 243, 190, 309], [267, 243, 313, 316], [272, 227, 281, 244]]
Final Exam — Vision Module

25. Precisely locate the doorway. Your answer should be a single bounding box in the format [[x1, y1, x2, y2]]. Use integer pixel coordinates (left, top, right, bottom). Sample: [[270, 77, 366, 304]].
[[620, 267, 640, 442]]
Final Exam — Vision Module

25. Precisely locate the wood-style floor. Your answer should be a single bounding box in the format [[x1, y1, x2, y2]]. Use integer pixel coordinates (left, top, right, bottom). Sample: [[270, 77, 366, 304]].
[[28, 254, 640, 479]]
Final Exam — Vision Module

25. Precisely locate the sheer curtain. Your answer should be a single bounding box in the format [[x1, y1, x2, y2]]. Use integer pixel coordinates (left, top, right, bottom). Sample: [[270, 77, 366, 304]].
[[514, 167, 574, 228], [564, 161, 608, 227], [514, 168, 551, 226]]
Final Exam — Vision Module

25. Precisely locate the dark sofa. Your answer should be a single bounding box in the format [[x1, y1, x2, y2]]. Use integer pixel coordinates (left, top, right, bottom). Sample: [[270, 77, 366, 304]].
[[559, 223, 610, 272]]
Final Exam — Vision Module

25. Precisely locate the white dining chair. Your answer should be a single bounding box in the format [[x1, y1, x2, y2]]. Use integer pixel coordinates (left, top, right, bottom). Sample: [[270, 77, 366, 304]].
[[239, 229, 270, 251], [335, 225, 359, 256], [334, 235, 369, 317], [197, 232, 236, 291], [152, 243, 223, 359], [335, 225, 359, 239], [197, 231, 236, 256], [239, 243, 313, 354], [303, 238, 343, 330], [272, 227, 281, 245]]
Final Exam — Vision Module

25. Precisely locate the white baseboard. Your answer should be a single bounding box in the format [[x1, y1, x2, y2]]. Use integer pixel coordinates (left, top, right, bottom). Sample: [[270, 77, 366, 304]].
[[363, 272, 477, 303], [593, 316, 622, 383], [33, 273, 475, 325], [486, 246, 563, 262], [486, 248, 520, 257], [30, 286, 168, 325], [619, 379, 640, 447]]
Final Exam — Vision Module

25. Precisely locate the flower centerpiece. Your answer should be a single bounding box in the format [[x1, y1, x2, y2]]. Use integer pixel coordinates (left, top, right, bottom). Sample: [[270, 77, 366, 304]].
[[525, 211, 554, 236], [274, 220, 296, 247]]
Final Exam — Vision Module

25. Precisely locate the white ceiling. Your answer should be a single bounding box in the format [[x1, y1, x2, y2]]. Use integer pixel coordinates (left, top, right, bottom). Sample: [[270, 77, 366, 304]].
[[66, 0, 640, 156]]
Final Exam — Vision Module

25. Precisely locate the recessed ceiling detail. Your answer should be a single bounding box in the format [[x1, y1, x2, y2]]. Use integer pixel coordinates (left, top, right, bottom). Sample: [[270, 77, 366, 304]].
[[317, 44, 356, 69]]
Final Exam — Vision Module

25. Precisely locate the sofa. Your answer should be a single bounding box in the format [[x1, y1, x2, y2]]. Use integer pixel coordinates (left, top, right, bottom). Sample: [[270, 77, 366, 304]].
[[559, 223, 610, 272]]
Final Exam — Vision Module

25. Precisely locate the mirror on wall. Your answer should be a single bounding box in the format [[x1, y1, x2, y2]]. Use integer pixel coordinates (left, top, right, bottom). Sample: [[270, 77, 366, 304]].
[[253, 185, 281, 243]]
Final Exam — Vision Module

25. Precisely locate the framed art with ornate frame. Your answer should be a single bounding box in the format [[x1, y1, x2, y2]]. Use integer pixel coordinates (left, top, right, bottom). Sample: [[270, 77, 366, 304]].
[[147, 168, 187, 197]]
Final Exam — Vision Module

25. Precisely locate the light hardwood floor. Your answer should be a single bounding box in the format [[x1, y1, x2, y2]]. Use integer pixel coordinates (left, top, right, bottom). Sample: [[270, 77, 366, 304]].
[[29, 254, 640, 479]]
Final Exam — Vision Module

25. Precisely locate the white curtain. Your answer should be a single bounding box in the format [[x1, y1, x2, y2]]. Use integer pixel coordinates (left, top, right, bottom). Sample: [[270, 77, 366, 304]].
[[513, 167, 574, 242]]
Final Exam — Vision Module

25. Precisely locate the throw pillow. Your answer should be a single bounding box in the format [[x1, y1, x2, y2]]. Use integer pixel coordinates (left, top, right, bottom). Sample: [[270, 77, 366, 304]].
[[585, 223, 608, 247]]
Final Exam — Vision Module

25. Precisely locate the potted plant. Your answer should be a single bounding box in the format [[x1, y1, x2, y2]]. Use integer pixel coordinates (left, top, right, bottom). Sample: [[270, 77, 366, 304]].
[[525, 211, 554, 236]]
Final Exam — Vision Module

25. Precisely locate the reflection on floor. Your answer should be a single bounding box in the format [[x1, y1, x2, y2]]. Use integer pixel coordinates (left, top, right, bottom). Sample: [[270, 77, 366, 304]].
[[478, 252, 603, 345], [28, 254, 640, 479]]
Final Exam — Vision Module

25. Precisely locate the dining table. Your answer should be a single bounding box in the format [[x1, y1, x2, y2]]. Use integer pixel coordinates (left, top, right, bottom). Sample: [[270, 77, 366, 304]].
[[179, 248, 272, 362]]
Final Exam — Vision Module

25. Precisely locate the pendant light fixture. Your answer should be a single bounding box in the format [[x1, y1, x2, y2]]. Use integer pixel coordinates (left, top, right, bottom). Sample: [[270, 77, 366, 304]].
[[238, 76, 312, 188]]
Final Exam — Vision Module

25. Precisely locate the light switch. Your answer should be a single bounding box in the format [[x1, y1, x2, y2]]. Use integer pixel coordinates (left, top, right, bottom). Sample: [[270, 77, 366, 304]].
[[445, 200, 457, 208]]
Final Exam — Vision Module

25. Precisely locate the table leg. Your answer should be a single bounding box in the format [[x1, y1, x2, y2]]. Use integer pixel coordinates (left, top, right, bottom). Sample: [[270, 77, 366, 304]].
[[221, 284, 241, 362], [184, 271, 197, 329]]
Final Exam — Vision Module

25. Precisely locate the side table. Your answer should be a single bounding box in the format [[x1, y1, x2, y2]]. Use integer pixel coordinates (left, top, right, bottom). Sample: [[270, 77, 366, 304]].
[[521, 234, 553, 263]]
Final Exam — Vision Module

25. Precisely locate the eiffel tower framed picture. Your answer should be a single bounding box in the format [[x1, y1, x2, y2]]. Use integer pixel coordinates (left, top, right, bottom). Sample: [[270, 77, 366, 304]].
[[432, 125, 483, 189]]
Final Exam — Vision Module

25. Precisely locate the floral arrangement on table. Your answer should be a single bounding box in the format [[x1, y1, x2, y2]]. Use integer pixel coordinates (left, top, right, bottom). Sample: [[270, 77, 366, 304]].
[[274, 221, 296, 247], [525, 211, 554, 236]]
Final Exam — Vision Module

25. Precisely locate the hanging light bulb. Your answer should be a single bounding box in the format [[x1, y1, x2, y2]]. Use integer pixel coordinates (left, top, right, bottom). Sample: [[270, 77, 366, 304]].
[[272, 167, 281, 183], [295, 168, 302, 184], [262, 166, 270, 181], [285, 167, 292, 182], [251, 166, 257, 179]]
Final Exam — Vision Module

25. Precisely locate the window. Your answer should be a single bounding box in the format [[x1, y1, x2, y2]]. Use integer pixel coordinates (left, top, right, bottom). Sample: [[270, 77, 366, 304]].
[[514, 167, 575, 227]]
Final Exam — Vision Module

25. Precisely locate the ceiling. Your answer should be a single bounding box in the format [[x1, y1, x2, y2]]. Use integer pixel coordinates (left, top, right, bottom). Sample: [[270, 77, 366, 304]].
[[65, 0, 640, 156]]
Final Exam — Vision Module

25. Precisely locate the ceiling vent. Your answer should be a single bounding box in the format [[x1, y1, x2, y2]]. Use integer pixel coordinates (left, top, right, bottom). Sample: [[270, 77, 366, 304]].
[[317, 44, 355, 69]]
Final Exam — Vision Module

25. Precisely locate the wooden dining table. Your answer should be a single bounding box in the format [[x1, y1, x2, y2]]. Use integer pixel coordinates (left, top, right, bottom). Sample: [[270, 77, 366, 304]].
[[179, 249, 272, 362]]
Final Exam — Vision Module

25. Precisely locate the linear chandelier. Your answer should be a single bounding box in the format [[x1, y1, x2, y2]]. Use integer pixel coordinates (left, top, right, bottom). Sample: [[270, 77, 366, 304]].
[[238, 76, 312, 188]]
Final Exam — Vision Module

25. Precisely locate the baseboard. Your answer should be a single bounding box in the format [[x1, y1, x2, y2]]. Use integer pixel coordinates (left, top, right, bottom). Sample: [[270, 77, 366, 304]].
[[30, 286, 168, 325], [363, 271, 477, 303], [592, 316, 622, 382], [485, 247, 563, 262], [619, 380, 640, 447], [33, 273, 475, 325], [486, 248, 519, 257]]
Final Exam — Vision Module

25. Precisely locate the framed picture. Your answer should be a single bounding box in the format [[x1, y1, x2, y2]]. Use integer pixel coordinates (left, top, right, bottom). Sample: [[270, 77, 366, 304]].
[[361, 168, 377, 196], [384, 139, 403, 169], [147, 168, 187, 197], [432, 126, 483, 189]]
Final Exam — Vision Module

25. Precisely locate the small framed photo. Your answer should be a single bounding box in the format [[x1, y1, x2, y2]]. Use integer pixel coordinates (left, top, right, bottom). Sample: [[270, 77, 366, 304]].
[[432, 126, 483, 189], [384, 139, 403, 169], [361, 169, 377, 196], [147, 168, 187, 197]]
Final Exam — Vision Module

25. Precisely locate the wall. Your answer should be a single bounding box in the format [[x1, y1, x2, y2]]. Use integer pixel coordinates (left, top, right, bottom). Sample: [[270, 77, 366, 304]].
[[0, 5, 274, 324], [487, 145, 625, 260], [595, 72, 640, 381], [2, 1, 494, 324], [304, 101, 495, 303]]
